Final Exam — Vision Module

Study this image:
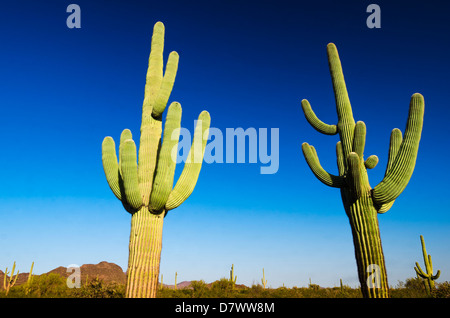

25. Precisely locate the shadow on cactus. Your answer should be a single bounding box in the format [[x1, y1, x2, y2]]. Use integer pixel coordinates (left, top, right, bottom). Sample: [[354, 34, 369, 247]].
[[102, 21, 211, 298], [300, 43, 424, 298]]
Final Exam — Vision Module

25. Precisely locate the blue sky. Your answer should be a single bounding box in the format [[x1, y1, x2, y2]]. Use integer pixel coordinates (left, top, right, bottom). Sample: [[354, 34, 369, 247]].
[[1, 0, 449, 289]]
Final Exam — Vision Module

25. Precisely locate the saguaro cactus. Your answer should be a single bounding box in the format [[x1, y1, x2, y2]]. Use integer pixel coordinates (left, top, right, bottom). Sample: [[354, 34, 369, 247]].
[[3, 261, 19, 296], [261, 268, 267, 289], [230, 264, 237, 285], [102, 21, 211, 298], [300, 43, 424, 298], [414, 235, 440, 296]]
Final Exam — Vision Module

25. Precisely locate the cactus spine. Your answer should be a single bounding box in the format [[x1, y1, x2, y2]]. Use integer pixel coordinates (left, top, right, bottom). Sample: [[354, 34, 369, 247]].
[[414, 235, 440, 296], [102, 21, 211, 298], [300, 43, 425, 298], [3, 261, 19, 296]]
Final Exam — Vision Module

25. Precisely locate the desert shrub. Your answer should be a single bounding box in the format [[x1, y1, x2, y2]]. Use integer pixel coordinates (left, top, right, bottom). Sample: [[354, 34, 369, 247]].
[[72, 277, 125, 298], [209, 278, 236, 298], [390, 277, 428, 298], [190, 280, 208, 298], [432, 281, 450, 298], [6, 273, 72, 298], [157, 286, 192, 298]]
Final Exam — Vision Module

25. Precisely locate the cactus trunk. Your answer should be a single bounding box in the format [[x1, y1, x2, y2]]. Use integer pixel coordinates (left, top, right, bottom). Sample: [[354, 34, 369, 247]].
[[344, 195, 388, 298], [126, 208, 164, 298]]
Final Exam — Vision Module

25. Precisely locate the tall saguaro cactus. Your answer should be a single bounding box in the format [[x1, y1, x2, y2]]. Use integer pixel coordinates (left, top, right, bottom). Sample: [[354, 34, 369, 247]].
[[414, 235, 440, 296], [102, 21, 211, 298], [300, 43, 424, 298]]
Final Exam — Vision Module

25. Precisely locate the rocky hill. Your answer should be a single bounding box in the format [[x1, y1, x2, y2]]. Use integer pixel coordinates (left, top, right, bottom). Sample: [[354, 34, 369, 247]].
[[0, 261, 127, 288]]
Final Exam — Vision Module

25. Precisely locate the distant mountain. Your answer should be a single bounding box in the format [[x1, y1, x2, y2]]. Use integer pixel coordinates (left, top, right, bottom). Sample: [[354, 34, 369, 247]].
[[0, 261, 126, 288], [1, 262, 248, 290]]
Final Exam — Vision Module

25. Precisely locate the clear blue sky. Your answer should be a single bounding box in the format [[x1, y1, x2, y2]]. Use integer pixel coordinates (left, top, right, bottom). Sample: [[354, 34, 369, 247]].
[[1, 0, 449, 289]]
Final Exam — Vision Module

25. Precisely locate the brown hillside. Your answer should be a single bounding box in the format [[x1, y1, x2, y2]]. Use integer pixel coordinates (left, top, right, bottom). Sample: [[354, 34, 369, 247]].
[[0, 261, 126, 289]]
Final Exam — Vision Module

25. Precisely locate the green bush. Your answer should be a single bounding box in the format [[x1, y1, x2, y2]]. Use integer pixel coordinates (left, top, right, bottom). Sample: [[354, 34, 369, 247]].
[[72, 277, 125, 298]]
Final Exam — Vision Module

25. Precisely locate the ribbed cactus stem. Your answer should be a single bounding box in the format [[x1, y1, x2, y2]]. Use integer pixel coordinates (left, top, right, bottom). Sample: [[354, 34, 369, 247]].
[[300, 43, 424, 298], [414, 235, 440, 296], [102, 21, 211, 298], [126, 209, 164, 298]]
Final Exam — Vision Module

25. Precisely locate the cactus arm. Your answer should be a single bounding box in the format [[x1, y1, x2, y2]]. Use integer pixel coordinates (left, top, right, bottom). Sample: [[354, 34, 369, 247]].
[[301, 99, 338, 135], [376, 129, 402, 213], [149, 102, 182, 212], [336, 141, 345, 176], [364, 155, 379, 169], [3, 267, 7, 290], [165, 111, 211, 211], [414, 262, 427, 278], [27, 262, 34, 285], [302, 142, 346, 188], [433, 270, 441, 281], [372, 93, 425, 206], [120, 139, 143, 210], [347, 152, 363, 199], [102, 137, 122, 200], [152, 52, 179, 118], [352, 121, 366, 159], [143, 21, 164, 118], [386, 128, 403, 173]]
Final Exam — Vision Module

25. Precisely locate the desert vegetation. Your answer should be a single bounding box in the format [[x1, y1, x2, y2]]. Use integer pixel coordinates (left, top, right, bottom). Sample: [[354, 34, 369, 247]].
[[1, 274, 449, 298]]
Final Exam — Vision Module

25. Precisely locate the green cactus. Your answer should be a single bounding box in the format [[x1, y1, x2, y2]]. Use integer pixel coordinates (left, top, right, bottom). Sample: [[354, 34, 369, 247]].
[[3, 261, 20, 296], [300, 43, 425, 298], [102, 21, 211, 298], [261, 268, 267, 289], [230, 264, 237, 285], [414, 235, 440, 297], [24, 262, 34, 296], [174, 272, 177, 290]]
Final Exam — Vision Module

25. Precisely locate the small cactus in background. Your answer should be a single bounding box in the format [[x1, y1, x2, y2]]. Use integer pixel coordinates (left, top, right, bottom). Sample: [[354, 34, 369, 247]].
[[300, 43, 425, 298], [102, 21, 211, 298], [414, 235, 440, 297], [3, 261, 19, 296], [230, 264, 237, 285], [261, 268, 267, 289], [174, 272, 178, 290], [24, 262, 34, 296]]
